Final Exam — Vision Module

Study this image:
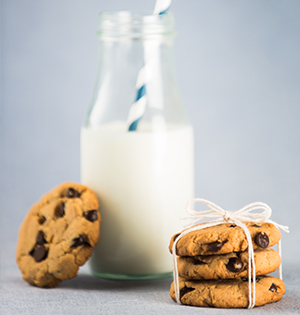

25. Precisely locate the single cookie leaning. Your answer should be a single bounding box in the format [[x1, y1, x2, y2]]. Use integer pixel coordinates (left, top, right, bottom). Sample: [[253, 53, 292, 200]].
[[16, 182, 101, 288], [170, 275, 285, 308], [169, 222, 281, 256], [177, 248, 281, 280]]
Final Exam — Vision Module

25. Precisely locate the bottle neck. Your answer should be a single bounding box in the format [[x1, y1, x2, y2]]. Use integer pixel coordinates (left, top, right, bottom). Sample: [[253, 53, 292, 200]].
[[84, 11, 189, 130], [97, 11, 176, 40]]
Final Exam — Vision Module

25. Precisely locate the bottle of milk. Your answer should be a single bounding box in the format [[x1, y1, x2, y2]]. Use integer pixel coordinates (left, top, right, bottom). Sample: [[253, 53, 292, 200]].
[[81, 11, 194, 279]]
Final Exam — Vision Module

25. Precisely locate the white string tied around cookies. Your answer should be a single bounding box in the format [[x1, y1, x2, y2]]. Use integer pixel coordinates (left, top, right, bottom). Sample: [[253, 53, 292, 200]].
[[172, 198, 289, 309]]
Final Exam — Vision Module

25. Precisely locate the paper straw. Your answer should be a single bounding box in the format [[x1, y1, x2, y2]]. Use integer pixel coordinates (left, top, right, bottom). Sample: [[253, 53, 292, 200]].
[[127, 0, 172, 131]]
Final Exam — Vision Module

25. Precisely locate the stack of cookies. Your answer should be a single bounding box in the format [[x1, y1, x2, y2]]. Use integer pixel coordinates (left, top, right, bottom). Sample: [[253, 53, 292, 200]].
[[169, 222, 286, 308]]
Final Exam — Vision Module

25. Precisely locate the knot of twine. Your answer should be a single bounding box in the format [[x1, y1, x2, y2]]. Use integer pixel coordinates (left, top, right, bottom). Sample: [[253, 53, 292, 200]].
[[223, 210, 231, 221], [172, 198, 289, 309]]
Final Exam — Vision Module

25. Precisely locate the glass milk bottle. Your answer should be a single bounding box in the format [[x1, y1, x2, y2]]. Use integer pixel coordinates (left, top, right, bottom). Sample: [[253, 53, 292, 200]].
[[80, 11, 194, 279]]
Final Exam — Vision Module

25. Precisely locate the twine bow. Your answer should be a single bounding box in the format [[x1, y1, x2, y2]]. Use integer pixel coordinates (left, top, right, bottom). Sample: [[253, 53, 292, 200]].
[[172, 198, 289, 309]]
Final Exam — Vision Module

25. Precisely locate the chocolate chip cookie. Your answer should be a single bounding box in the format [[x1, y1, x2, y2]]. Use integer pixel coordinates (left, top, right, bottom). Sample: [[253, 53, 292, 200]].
[[16, 182, 101, 288], [169, 222, 281, 256], [170, 275, 285, 308], [177, 248, 281, 280]]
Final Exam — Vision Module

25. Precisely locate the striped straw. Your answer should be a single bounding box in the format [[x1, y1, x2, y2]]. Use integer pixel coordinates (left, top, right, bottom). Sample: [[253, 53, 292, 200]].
[[127, 0, 172, 131]]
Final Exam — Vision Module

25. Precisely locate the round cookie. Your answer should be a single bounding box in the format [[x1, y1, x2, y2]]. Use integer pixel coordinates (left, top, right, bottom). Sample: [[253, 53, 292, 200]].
[[177, 248, 281, 280], [16, 182, 101, 288], [169, 222, 281, 256], [170, 275, 286, 308]]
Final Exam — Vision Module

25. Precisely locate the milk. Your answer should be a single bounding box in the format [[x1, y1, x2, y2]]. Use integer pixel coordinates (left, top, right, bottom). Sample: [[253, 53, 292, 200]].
[[80, 122, 194, 278]]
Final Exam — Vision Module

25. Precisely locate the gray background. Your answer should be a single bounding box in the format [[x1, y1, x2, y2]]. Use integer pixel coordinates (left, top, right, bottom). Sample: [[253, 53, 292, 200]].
[[1, 0, 300, 314]]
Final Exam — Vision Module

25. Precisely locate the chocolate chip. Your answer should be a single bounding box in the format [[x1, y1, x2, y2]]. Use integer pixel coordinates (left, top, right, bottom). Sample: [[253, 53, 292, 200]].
[[84, 210, 98, 222], [36, 232, 47, 245], [31, 245, 48, 262], [38, 216, 46, 224], [29, 232, 49, 262], [55, 203, 65, 217], [71, 235, 84, 248], [193, 259, 207, 266], [229, 224, 236, 228], [252, 224, 262, 228], [208, 241, 224, 252], [71, 235, 91, 248], [173, 233, 180, 242], [180, 286, 195, 298], [255, 232, 269, 248], [66, 188, 80, 198], [269, 283, 277, 292], [226, 257, 243, 273]]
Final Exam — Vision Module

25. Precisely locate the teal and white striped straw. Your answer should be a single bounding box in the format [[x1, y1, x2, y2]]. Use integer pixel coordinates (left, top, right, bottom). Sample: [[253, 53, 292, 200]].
[[127, 0, 172, 131]]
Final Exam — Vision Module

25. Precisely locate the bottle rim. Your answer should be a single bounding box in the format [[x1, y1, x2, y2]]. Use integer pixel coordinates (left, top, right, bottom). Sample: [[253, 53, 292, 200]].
[[98, 11, 175, 38]]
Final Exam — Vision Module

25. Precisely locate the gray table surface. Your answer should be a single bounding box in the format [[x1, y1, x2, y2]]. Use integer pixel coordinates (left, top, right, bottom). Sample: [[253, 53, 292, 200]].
[[1, 242, 299, 315]]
